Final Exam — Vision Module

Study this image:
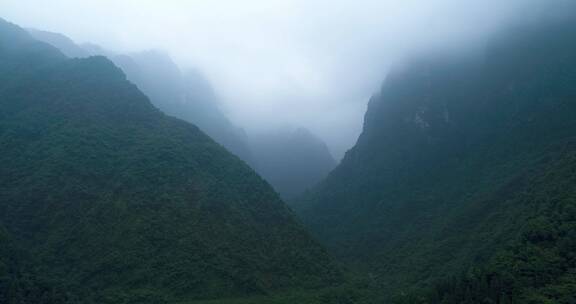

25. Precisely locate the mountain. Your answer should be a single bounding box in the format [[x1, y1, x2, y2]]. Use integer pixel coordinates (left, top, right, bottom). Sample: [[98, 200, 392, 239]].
[[28, 29, 255, 167], [250, 128, 337, 199], [27, 28, 88, 58], [112, 51, 256, 167], [0, 18, 340, 303], [297, 7, 576, 303]]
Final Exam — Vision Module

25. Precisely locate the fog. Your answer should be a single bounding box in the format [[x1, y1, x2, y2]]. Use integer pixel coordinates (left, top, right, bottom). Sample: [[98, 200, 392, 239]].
[[1, 0, 543, 159]]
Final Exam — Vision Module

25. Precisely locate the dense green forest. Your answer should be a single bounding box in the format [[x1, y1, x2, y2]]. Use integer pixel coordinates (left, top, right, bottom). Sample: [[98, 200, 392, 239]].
[[0, 18, 341, 303], [111, 51, 256, 168], [28, 29, 256, 167], [28, 30, 338, 201], [297, 8, 576, 303], [2, 2, 576, 304]]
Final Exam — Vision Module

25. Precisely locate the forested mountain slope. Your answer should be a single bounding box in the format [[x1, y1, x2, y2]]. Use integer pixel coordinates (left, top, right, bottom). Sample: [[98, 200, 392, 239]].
[[298, 9, 576, 303], [28, 29, 349, 194], [0, 18, 339, 303], [111, 51, 256, 167], [28, 30, 255, 167]]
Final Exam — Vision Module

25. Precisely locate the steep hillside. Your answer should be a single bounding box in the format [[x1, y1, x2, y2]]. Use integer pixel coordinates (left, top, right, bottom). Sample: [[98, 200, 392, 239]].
[[298, 10, 576, 302], [251, 128, 336, 199], [28, 30, 255, 166], [0, 18, 340, 303], [113, 51, 255, 167], [113, 52, 255, 167]]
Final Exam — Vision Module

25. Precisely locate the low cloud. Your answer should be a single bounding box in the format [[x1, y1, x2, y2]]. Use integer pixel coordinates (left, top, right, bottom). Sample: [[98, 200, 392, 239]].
[[1, 0, 542, 158]]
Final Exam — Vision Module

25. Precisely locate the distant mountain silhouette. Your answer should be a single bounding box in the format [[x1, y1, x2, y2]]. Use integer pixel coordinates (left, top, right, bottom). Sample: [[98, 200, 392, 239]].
[[250, 128, 336, 199]]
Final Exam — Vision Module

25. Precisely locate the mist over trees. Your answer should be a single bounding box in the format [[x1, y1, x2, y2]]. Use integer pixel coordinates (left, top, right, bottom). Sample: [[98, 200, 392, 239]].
[[29, 28, 340, 198], [297, 5, 576, 302], [0, 18, 340, 303], [27, 31, 256, 166], [1, 0, 576, 303]]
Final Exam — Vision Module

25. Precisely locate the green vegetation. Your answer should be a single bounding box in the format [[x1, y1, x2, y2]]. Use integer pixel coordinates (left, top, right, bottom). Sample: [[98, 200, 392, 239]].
[[0, 18, 340, 303], [27, 30, 256, 167], [2, 4, 576, 304], [111, 51, 256, 167], [392, 148, 576, 303], [297, 13, 576, 303]]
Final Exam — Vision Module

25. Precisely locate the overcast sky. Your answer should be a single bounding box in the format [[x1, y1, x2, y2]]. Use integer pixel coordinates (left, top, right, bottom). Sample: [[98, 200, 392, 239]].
[[1, 0, 542, 159]]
